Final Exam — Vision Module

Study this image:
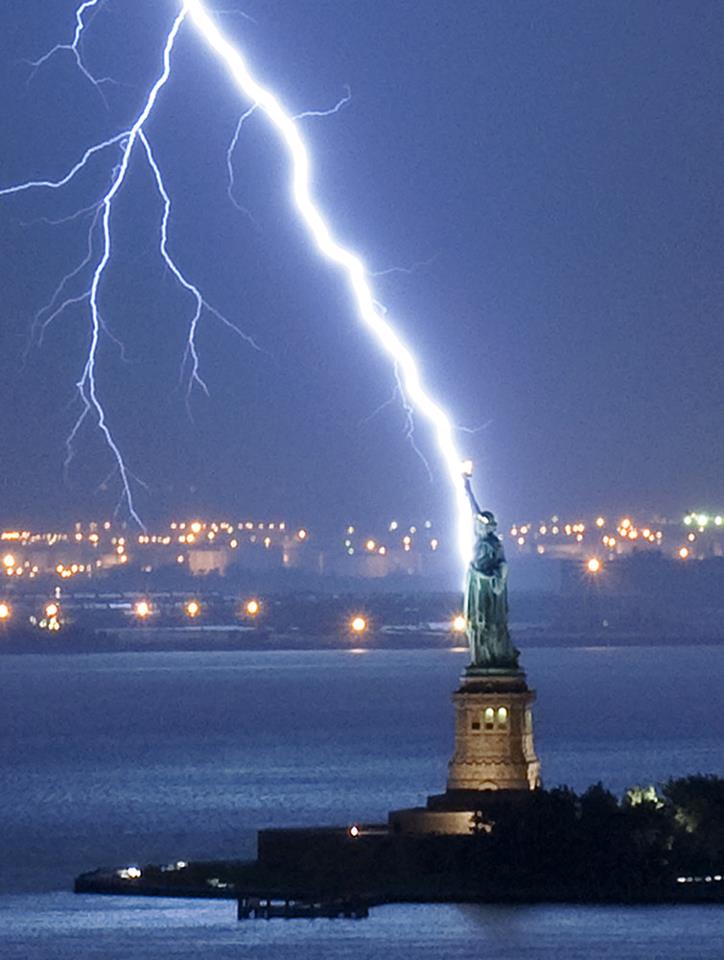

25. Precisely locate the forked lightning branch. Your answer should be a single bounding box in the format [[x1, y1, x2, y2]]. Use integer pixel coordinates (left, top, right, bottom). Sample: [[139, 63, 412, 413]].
[[1, 0, 472, 568]]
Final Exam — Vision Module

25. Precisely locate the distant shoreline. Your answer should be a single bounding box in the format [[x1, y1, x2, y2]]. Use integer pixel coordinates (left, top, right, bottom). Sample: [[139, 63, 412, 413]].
[[0, 628, 721, 655]]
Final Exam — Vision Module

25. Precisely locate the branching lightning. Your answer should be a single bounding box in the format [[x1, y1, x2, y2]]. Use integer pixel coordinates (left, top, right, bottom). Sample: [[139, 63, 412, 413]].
[[3, 1, 474, 569], [3, 3, 262, 524], [138, 128, 264, 411], [226, 85, 351, 221], [184, 0, 471, 565], [24, 0, 116, 104]]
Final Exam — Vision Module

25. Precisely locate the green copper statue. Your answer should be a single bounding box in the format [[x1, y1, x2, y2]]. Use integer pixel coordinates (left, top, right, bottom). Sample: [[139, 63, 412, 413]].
[[463, 473, 520, 671]]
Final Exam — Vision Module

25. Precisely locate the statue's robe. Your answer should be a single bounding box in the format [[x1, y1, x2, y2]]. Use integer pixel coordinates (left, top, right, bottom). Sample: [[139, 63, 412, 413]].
[[464, 533, 519, 669]]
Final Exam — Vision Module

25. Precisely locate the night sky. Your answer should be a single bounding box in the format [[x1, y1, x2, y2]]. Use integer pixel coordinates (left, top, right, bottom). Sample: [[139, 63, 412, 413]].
[[0, 0, 722, 541]]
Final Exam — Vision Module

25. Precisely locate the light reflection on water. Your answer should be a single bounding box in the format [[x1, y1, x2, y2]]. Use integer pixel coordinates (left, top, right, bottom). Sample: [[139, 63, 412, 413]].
[[0, 646, 722, 958]]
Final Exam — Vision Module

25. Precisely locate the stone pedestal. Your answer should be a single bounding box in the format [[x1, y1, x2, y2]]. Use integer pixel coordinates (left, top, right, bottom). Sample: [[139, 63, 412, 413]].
[[447, 670, 540, 792], [388, 668, 541, 835]]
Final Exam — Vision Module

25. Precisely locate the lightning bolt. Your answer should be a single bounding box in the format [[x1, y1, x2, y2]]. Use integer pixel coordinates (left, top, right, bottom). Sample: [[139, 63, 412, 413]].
[[184, 1, 471, 566], [4, 1, 474, 569], [24, 0, 116, 104], [3, 4, 262, 524]]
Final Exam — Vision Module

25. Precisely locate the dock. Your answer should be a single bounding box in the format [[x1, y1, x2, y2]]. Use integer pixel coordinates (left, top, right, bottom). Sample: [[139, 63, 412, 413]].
[[237, 896, 369, 920]]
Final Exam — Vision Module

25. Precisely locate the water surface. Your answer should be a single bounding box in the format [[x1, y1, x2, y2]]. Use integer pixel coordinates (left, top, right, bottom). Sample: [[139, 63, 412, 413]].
[[1, 646, 722, 957]]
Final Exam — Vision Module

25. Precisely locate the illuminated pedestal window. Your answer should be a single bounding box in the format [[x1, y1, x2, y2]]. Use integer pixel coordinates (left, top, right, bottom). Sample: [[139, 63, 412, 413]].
[[388, 670, 542, 836], [447, 674, 540, 793]]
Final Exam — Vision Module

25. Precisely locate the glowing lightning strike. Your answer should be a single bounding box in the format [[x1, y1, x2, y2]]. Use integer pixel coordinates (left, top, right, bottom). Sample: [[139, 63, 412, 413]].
[[4, 2, 473, 568], [184, 1, 472, 566], [4, 9, 187, 526], [3, 3, 262, 522], [72, 9, 189, 527]]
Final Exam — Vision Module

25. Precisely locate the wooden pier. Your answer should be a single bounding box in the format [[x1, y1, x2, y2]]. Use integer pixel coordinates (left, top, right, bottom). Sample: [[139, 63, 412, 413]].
[[237, 896, 369, 920]]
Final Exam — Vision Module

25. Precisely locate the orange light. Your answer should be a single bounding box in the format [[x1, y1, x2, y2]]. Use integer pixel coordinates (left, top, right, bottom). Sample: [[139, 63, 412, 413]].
[[190, 521, 202, 535], [586, 558, 601, 574], [185, 600, 200, 618], [678, 547, 689, 560], [134, 600, 151, 619], [45, 602, 59, 619], [350, 615, 367, 634], [297, 528, 307, 541], [245, 598, 260, 617], [2, 554, 16, 569], [452, 614, 466, 633], [0, 602, 11, 621]]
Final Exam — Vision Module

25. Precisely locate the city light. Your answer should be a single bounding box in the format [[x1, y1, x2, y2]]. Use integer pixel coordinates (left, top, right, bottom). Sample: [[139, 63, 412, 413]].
[[0, 508, 715, 586], [134, 600, 152, 619], [452, 614, 466, 633], [185, 600, 200, 618], [350, 616, 367, 634], [349, 825, 360, 838], [678, 547, 689, 560], [245, 598, 260, 617], [45, 602, 59, 619], [586, 558, 602, 574], [0, 602, 11, 621]]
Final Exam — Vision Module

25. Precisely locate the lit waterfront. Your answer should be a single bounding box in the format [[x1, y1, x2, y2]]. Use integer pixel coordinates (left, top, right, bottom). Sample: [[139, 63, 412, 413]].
[[0, 510, 722, 588]]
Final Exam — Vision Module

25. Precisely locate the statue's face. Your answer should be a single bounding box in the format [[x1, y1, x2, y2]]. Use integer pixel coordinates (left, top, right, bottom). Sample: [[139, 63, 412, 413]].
[[476, 515, 496, 536]]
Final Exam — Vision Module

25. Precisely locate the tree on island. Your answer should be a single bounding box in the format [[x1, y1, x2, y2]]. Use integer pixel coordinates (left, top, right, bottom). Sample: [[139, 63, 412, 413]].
[[463, 776, 724, 899]]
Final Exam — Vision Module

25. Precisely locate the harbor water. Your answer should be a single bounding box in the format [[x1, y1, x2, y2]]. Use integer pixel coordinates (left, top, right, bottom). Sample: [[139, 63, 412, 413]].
[[1, 645, 723, 958]]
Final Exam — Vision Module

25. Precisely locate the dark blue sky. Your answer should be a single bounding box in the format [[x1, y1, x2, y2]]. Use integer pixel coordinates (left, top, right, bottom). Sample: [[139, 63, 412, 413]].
[[0, 0, 722, 538]]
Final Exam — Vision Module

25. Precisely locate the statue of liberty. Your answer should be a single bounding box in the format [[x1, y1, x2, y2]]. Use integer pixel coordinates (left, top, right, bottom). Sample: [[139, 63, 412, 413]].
[[462, 470, 520, 671]]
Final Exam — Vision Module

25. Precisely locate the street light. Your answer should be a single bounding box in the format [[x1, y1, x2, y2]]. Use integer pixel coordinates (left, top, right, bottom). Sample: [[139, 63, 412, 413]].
[[586, 558, 602, 574], [350, 615, 367, 634], [245, 598, 260, 617], [185, 600, 200, 618], [134, 600, 151, 619], [452, 614, 466, 633], [0, 602, 11, 621]]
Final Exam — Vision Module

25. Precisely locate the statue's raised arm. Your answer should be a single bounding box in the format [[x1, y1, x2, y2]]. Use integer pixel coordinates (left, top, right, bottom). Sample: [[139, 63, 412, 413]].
[[463, 475, 483, 518]]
